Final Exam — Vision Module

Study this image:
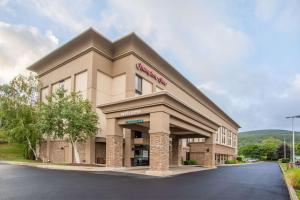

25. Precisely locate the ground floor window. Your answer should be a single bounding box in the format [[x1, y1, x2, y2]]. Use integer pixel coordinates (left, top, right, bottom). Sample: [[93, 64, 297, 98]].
[[133, 145, 149, 166], [215, 153, 230, 165]]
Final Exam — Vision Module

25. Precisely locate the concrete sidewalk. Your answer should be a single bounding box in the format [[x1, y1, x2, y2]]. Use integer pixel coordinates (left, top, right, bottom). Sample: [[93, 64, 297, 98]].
[[1, 160, 213, 177], [123, 165, 215, 176]]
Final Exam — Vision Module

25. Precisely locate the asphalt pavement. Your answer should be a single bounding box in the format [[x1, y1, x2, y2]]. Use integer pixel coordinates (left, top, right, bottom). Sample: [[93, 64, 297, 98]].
[[0, 162, 289, 200]]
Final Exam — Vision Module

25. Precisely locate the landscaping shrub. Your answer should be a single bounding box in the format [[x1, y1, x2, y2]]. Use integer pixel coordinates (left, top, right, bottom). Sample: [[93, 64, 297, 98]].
[[236, 156, 242, 161], [281, 158, 290, 163], [225, 160, 237, 164], [183, 160, 197, 165], [189, 160, 197, 165]]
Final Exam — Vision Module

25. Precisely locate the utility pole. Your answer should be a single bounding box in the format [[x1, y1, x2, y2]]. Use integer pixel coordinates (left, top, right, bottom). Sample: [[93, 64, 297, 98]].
[[284, 138, 286, 159], [286, 115, 300, 164], [293, 118, 295, 163]]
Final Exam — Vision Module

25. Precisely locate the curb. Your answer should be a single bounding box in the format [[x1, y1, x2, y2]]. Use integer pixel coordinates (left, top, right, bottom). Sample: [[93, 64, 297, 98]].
[[219, 161, 262, 167], [279, 163, 298, 200], [1, 160, 215, 177], [1, 161, 107, 172]]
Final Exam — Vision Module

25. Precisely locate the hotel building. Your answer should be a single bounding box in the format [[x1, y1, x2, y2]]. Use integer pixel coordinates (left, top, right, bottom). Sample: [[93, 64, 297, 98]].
[[28, 28, 239, 175]]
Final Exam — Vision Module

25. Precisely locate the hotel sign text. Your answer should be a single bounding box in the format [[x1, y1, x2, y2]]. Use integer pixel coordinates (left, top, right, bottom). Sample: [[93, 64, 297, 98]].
[[136, 63, 167, 86], [120, 109, 142, 117], [126, 119, 144, 124]]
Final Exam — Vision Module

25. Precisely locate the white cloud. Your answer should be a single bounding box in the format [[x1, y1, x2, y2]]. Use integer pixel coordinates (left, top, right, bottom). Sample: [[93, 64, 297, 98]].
[[30, 0, 93, 32], [275, 0, 300, 34], [255, 0, 280, 22], [98, 0, 252, 82], [293, 74, 300, 90], [0, 0, 9, 7], [255, 0, 300, 34], [198, 81, 228, 96], [0, 21, 59, 84]]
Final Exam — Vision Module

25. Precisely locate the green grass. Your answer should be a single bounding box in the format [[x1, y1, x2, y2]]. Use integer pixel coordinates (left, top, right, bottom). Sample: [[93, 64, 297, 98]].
[[296, 189, 300, 199], [280, 163, 300, 199], [0, 143, 27, 161]]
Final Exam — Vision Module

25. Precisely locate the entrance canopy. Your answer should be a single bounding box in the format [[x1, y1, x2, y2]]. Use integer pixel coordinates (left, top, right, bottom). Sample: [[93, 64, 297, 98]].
[[97, 91, 219, 174], [98, 91, 219, 138]]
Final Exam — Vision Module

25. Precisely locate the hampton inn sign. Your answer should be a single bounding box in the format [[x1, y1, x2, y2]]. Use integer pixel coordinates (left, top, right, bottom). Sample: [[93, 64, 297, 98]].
[[136, 63, 167, 86]]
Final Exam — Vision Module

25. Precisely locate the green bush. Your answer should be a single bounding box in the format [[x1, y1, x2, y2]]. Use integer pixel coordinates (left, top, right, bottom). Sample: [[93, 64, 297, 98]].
[[225, 160, 237, 164], [183, 160, 197, 165], [236, 156, 242, 161], [281, 158, 290, 163]]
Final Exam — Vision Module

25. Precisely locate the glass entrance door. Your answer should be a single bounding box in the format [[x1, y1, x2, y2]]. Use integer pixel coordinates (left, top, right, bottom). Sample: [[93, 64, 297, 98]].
[[133, 145, 149, 166]]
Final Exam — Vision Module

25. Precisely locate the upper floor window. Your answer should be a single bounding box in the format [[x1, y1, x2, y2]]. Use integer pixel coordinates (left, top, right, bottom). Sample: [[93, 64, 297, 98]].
[[227, 130, 232, 146], [58, 80, 64, 89], [75, 72, 87, 99], [216, 129, 219, 143], [135, 75, 142, 95], [40, 87, 49, 103], [233, 134, 237, 148], [52, 78, 71, 95], [156, 86, 164, 92], [135, 75, 153, 96], [221, 127, 226, 144]]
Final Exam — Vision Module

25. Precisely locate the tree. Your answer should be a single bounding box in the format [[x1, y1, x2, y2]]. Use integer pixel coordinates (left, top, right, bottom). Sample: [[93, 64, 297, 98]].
[[38, 88, 98, 163], [276, 143, 291, 159], [295, 143, 300, 155], [239, 144, 262, 159], [0, 74, 41, 159], [260, 137, 281, 160]]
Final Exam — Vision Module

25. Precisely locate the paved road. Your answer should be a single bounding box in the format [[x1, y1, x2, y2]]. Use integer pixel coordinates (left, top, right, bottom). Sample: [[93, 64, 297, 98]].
[[0, 162, 289, 200]]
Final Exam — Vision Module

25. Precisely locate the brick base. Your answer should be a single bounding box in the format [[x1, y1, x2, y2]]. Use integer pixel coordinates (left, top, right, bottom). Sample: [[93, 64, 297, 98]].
[[106, 135, 123, 168], [171, 137, 182, 166], [149, 132, 169, 171]]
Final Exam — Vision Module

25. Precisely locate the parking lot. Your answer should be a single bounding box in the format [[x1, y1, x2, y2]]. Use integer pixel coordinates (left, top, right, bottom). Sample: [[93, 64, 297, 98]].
[[0, 162, 289, 200]]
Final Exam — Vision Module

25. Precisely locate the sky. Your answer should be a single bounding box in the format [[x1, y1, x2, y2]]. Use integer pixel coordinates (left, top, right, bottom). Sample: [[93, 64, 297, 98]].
[[0, 0, 299, 131]]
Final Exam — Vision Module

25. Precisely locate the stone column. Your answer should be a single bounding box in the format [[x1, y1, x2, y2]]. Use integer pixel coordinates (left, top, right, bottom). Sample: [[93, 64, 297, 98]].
[[106, 118, 123, 168], [171, 137, 182, 166], [146, 112, 171, 176], [124, 129, 132, 167], [203, 133, 216, 168]]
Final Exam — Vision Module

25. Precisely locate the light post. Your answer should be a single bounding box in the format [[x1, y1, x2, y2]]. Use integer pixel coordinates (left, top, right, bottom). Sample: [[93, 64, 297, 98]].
[[284, 138, 286, 159], [286, 115, 300, 164]]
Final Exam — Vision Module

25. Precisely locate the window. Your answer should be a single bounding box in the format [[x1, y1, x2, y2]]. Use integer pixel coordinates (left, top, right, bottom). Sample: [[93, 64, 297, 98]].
[[221, 127, 226, 144], [233, 134, 237, 148], [58, 80, 64, 89], [52, 78, 71, 95], [156, 86, 163, 92], [135, 75, 142, 95], [216, 129, 219, 143], [134, 131, 142, 138], [142, 79, 152, 95], [227, 130, 232, 146], [40, 87, 48, 103], [75, 72, 87, 99]]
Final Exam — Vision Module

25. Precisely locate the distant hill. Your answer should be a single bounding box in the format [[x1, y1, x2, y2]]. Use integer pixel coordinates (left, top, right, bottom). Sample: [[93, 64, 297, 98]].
[[238, 129, 300, 148]]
